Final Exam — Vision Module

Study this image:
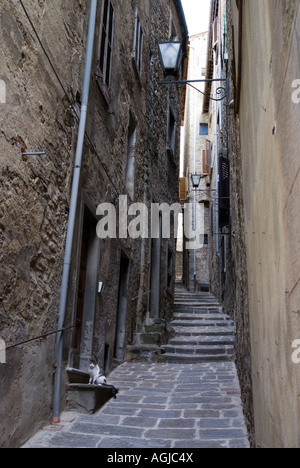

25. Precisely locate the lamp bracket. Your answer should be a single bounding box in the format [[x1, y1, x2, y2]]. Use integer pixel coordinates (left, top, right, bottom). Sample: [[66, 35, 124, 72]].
[[159, 78, 228, 103]]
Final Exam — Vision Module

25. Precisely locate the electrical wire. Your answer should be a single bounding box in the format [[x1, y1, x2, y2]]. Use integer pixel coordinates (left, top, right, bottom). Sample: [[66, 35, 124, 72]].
[[18, 0, 72, 105], [17, 0, 119, 195], [5, 326, 76, 352]]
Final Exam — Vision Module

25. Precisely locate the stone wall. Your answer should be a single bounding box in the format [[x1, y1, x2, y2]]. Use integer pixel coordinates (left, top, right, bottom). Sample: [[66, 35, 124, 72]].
[[0, 0, 186, 447], [207, 0, 255, 445], [210, 0, 300, 448], [181, 32, 211, 292], [237, 0, 300, 448], [0, 0, 87, 447]]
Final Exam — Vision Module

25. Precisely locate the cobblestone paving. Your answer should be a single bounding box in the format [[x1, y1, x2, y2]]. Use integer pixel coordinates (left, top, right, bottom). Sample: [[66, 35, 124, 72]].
[[23, 362, 250, 448]]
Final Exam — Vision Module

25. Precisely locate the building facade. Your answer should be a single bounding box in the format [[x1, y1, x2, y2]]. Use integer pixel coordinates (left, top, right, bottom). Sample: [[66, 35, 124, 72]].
[[0, 0, 187, 448], [205, 0, 300, 448], [180, 32, 211, 292]]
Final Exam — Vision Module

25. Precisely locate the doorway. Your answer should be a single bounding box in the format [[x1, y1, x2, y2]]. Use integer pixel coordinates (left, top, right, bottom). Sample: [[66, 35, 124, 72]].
[[74, 208, 99, 370], [149, 212, 162, 318], [114, 255, 130, 362]]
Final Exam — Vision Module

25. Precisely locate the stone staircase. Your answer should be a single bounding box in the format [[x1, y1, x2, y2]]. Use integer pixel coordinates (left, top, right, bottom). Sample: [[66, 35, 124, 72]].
[[160, 285, 236, 363]]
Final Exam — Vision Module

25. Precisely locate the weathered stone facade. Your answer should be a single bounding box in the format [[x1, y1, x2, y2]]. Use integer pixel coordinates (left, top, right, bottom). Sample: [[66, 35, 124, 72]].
[[205, 0, 255, 445], [236, 0, 300, 448], [206, 0, 300, 448], [0, 0, 187, 447], [181, 32, 211, 292]]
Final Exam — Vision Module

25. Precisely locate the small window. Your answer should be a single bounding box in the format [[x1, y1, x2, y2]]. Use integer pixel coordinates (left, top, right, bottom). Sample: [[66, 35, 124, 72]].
[[126, 116, 137, 201], [170, 19, 178, 41], [167, 105, 177, 156], [200, 123, 209, 136], [98, 0, 115, 96], [204, 234, 209, 245], [133, 11, 143, 78], [167, 247, 174, 292]]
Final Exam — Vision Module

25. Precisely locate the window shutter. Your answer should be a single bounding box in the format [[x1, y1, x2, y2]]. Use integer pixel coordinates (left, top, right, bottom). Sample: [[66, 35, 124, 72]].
[[206, 139, 212, 167], [202, 150, 211, 175], [219, 155, 230, 227], [213, 16, 219, 49], [179, 177, 188, 202], [99, 0, 115, 88]]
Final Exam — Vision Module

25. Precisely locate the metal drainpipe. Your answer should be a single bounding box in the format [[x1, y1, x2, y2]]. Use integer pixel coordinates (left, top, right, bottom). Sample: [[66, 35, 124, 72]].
[[52, 0, 98, 424]]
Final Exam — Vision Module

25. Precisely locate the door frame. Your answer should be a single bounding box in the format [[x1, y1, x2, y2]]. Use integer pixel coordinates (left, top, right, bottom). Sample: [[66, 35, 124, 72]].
[[114, 252, 130, 362], [70, 194, 100, 370]]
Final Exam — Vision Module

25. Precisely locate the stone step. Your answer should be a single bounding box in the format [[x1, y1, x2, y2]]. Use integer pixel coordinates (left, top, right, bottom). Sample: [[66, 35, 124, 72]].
[[162, 344, 235, 356], [173, 313, 232, 321], [173, 307, 222, 313], [170, 326, 235, 336], [174, 304, 221, 310], [174, 299, 219, 304], [159, 353, 233, 363], [170, 336, 235, 346], [171, 320, 234, 327]]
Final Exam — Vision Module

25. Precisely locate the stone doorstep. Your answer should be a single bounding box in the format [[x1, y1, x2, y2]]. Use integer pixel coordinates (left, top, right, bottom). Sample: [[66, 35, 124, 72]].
[[66, 384, 119, 415]]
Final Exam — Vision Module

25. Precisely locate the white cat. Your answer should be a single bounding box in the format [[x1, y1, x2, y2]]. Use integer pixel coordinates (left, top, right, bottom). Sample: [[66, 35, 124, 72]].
[[89, 363, 107, 386]]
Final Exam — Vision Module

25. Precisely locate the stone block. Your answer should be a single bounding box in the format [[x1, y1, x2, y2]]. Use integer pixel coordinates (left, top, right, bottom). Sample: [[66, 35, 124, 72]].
[[66, 384, 118, 414]]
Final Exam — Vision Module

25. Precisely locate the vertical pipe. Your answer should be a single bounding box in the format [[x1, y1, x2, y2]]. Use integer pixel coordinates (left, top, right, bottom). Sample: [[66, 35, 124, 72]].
[[52, 0, 98, 424]]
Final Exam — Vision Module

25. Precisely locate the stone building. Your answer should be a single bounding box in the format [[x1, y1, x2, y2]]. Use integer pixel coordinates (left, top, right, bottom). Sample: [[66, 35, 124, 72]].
[[0, 0, 188, 448], [205, 0, 300, 448], [180, 32, 211, 293]]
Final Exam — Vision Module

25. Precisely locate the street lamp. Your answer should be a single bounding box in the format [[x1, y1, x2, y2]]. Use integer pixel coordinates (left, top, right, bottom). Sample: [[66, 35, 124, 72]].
[[157, 41, 183, 74], [157, 40, 228, 103], [191, 174, 202, 189]]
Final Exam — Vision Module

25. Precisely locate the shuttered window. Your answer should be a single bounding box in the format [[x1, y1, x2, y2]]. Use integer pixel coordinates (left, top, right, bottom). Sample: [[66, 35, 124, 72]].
[[98, 0, 115, 90], [206, 139, 212, 167], [202, 150, 211, 175], [179, 177, 188, 202], [133, 11, 143, 78], [219, 155, 230, 228], [202, 140, 212, 175]]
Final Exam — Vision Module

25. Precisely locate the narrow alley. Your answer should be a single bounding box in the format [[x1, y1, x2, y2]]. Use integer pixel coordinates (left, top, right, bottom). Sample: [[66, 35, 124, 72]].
[[1, 0, 300, 450], [23, 286, 249, 449]]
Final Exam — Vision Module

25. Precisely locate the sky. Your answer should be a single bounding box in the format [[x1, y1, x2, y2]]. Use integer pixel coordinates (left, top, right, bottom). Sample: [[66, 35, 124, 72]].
[[181, 0, 211, 36]]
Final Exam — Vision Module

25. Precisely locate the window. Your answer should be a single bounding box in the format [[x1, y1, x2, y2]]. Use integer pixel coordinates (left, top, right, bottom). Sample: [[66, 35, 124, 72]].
[[170, 20, 178, 41], [219, 155, 230, 228], [167, 246, 174, 292], [167, 105, 176, 157], [202, 139, 212, 175], [179, 177, 188, 202], [133, 11, 143, 79], [126, 116, 137, 201], [200, 123, 209, 136], [98, 0, 115, 94]]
